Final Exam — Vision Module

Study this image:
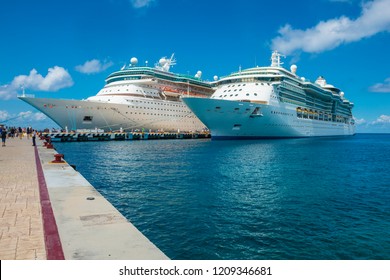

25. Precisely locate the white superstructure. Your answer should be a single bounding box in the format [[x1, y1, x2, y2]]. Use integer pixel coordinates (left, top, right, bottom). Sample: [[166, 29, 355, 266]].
[[19, 54, 214, 132], [182, 51, 355, 139]]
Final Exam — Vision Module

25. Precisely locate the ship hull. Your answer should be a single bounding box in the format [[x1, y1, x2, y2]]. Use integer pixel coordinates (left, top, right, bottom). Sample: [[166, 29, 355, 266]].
[[19, 96, 206, 132], [182, 97, 355, 139]]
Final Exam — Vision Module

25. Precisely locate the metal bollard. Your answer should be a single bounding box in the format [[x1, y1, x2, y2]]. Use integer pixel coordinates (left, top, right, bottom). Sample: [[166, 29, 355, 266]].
[[51, 154, 65, 163]]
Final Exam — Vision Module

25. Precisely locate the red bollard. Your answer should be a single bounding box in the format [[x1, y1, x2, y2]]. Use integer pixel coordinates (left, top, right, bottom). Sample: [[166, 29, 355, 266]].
[[46, 143, 54, 149], [51, 154, 64, 163]]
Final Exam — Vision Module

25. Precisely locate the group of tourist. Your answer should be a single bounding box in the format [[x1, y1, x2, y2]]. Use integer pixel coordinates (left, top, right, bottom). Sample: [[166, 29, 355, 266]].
[[0, 125, 37, 147]]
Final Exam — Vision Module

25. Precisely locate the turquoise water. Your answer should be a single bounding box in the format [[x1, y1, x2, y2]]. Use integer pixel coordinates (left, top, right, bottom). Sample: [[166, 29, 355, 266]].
[[54, 134, 390, 260]]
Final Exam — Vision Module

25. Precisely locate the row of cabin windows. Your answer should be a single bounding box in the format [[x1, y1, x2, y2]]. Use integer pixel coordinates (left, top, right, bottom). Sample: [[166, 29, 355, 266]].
[[132, 100, 186, 107], [124, 112, 195, 118], [62, 100, 186, 110], [129, 106, 189, 113], [217, 93, 259, 98], [101, 89, 158, 94], [226, 82, 271, 88], [76, 106, 190, 113], [296, 107, 351, 124], [271, 111, 294, 117]]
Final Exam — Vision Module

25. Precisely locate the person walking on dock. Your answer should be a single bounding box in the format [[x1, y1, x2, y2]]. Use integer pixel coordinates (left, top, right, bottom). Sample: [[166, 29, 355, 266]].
[[26, 126, 31, 139], [1, 126, 7, 147], [32, 130, 36, 146]]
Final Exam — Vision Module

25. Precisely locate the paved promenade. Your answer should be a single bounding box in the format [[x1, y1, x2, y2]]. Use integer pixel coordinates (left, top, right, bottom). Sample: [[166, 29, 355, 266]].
[[0, 136, 46, 260], [0, 135, 168, 260]]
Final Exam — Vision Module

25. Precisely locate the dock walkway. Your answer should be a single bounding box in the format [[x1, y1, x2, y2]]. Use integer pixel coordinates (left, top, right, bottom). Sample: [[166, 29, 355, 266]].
[[0, 136, 168, 260], [0, 137, 46, 259]]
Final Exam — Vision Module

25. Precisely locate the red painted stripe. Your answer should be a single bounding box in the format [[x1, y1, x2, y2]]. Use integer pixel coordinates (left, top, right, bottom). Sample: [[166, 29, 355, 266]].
[[34, 146, 65, 260]]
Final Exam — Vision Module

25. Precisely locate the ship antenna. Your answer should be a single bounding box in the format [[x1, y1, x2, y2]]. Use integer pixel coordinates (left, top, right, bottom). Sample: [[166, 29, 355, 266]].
[[271, 50, 285, 67], [21, 85, 26, 97], [156, 53, 177, 72], [165, 53, 176, 72]]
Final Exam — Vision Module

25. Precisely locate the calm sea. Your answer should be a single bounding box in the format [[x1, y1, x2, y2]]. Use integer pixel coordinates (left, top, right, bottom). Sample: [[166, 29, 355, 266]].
[[54, 134, 390, 260]]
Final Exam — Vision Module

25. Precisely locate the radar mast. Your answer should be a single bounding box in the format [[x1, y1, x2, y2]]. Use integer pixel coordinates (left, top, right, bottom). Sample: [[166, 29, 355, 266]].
[[156, 53, 176, 72], [271, 51, 285, 67]]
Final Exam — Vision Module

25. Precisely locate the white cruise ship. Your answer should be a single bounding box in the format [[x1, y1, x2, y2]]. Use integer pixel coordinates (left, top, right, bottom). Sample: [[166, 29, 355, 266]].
[[182, 51, 355, 139], [19, 54, 214, 132]]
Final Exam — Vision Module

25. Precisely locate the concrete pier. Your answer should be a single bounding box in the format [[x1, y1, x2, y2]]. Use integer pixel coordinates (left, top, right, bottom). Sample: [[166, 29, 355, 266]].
[[0, 137, 169, 260]]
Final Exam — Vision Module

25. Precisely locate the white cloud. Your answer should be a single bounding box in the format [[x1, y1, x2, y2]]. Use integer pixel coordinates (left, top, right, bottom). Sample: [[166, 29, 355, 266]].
[[369, 77, 390, 92], [40, 67, 74, 91], [354, 117, 367, 125], [21, 111, 47, 122], [75, 59, 113, 74], [14, 67, 73, 91], [0, 110, 10, 122], [33, 112, 47, 121], [271, 0, 390, 55], [372, 114, 390, 124], [130, 0, 156, 8], [0, 66, 73, 100], [356, 114, 390, 133], [0, 85, 14, 100], [0, 110, 47, 125], [17, 111, 33, 119]]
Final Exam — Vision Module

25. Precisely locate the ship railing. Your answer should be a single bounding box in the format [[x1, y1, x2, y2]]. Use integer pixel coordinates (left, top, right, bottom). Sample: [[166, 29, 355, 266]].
[[17, 93, 35, 98]]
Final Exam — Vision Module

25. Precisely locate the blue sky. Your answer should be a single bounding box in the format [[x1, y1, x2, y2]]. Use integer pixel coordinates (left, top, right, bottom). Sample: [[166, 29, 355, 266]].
[[1, 0, 389, 133]]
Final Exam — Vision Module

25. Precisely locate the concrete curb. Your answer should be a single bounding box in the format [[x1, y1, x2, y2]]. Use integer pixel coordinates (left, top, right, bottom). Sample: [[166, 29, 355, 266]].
[[34, 145, 65, 260]]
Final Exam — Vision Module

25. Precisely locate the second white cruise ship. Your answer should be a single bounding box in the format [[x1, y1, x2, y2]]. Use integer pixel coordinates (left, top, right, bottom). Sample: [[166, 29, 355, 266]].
[[19, 54, 214, 132], [182, 51, 355, 139]]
